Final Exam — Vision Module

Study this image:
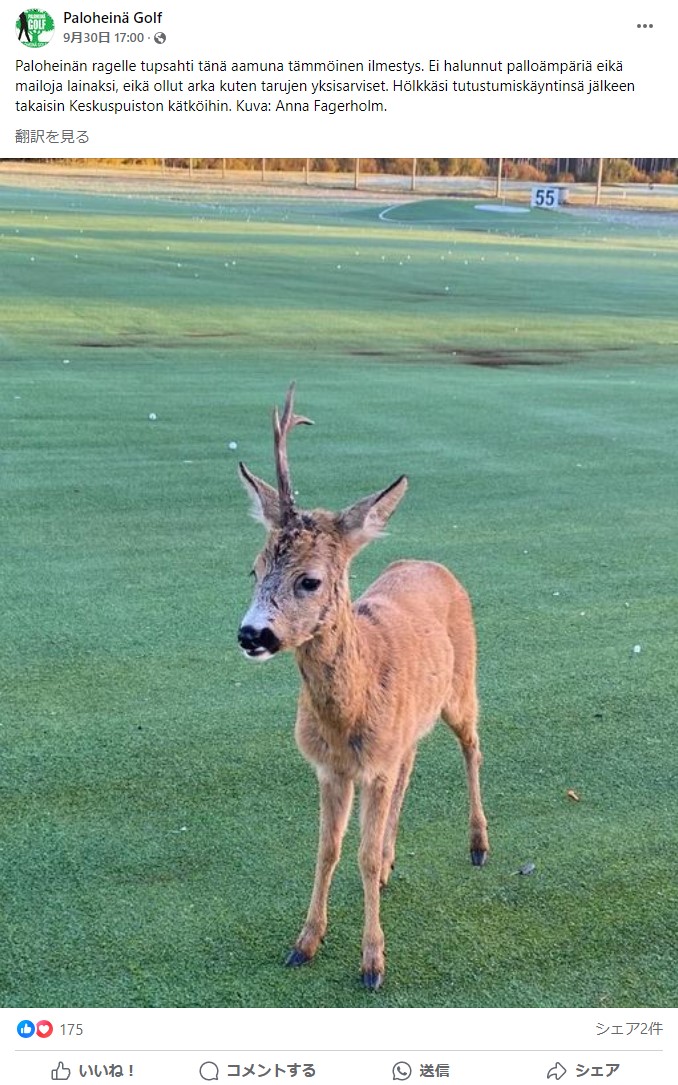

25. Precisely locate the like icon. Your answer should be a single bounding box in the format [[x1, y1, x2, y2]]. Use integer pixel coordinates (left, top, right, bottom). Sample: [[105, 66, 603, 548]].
[[17, 1019, 35, 1038]]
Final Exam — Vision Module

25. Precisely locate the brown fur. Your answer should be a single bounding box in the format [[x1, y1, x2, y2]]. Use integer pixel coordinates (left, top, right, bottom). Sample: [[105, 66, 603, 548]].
[[238, 387, 489, 990]]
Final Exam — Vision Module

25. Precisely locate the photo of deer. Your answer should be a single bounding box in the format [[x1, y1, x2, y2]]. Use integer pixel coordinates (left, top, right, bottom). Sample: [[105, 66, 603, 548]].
[[3, 162, 676, 1009]]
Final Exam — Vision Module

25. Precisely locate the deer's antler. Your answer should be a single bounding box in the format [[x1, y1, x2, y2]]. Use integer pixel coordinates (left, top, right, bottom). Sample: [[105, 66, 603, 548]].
[[273, 382, 314, 523]]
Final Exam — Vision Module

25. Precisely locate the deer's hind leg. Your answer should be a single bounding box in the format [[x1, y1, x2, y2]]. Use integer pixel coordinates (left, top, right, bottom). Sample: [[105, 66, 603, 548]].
[[441, 681, 489, 867], [380, 746, 416, 888]]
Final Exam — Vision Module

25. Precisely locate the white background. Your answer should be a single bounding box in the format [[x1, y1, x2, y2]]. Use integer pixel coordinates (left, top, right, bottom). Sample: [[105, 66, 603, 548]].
[[5, 1007, 676, 1084], [2, 1, 677, 155]]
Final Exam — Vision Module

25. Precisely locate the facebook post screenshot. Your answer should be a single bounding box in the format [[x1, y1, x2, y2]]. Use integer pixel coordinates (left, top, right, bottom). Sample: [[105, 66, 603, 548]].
[[1, 1, 676, 1082]]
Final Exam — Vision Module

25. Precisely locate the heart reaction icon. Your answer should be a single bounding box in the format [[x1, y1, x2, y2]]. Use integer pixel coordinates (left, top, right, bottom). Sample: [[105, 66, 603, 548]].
[[37, 1020, 54, 1038]]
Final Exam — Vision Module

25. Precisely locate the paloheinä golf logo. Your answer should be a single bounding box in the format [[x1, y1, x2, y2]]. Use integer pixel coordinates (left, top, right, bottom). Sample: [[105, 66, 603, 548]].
[[16, 9, 55, 47]]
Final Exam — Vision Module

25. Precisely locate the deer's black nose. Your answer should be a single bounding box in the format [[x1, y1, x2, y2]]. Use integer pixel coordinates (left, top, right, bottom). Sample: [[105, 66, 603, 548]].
[[238, 624, 281, 656]]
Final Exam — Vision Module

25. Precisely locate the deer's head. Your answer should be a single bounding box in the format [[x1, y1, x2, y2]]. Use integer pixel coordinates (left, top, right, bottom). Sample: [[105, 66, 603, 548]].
[[237, 384, 407, 661]]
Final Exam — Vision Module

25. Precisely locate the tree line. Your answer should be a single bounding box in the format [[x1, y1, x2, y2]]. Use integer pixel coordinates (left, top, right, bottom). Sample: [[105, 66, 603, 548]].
[[8, 158, 678, 182]]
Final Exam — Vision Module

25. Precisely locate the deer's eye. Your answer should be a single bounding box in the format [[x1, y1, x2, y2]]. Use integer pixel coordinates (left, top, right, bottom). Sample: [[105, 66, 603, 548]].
[[298, 576, 322, 593]]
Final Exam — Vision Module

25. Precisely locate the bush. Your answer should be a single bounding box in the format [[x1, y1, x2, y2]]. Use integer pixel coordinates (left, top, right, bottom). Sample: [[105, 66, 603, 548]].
[[450, 158, 489, 177], [651, 169, 677, 185], [357, 159, 380, 174], [417, 159, 441, 176], [603, 159, 649, 183], [504, 161, 548, 182]]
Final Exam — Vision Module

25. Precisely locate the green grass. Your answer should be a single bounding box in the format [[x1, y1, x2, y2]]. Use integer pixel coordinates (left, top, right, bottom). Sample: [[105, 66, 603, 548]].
[[1, 183, 677, 1008]]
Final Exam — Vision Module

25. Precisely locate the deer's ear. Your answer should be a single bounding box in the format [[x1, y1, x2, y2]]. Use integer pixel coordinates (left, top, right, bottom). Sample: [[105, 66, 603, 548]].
[[336, 475, 408, 553], [238, 462, 281, 530]]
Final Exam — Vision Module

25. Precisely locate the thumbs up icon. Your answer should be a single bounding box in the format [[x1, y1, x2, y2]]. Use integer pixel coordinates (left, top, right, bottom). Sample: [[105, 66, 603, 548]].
[[51, 1062, 71, 1080]]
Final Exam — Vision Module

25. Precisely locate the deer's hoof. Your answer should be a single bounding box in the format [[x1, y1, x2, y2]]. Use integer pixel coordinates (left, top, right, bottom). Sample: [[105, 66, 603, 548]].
[[285, 947, 311, 967], [471, 849, 488, 867], [361, 969, 384, 991]]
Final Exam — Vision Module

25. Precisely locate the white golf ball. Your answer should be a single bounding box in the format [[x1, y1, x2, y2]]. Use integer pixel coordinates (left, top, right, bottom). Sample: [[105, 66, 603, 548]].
[[148, 413, 157, 421], [228, 441, 238, 450]]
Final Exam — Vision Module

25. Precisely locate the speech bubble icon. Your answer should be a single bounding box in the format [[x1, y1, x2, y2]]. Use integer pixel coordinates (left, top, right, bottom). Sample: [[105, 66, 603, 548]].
[[392, 1063, 412, 1081], [199, 1062, 219, 1081]]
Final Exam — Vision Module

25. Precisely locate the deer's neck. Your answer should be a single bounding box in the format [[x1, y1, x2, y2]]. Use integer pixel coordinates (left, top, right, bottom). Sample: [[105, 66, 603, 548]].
[[295, 590, 367, 727]]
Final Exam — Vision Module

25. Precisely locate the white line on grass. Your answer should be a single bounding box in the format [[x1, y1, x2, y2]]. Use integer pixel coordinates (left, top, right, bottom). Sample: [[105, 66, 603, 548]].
[[378, 204, 401, 221], [378, 203, 530, 230]]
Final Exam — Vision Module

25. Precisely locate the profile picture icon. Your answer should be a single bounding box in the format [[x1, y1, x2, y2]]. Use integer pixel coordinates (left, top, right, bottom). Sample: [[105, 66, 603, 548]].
[[16, 8, 55, 47]]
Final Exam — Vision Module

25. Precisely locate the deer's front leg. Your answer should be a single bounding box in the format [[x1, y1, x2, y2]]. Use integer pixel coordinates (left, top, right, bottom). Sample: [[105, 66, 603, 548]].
[[286, 770, 354, 967], [359, 772, 397, 990]]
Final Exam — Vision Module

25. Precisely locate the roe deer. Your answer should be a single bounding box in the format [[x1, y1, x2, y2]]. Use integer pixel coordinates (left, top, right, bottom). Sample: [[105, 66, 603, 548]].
[[237, 384, 489, 989]]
